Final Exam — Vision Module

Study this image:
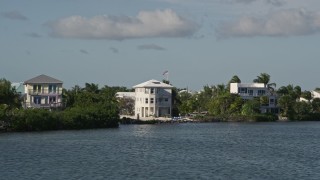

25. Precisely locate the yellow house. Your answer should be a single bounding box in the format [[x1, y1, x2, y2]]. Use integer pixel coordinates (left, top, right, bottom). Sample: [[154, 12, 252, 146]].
[[23, 74, 63, 109]]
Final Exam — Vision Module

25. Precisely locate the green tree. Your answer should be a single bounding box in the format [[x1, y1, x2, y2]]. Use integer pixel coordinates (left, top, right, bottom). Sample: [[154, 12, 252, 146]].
[[278, 94, 295, 117], [253, 73, 276, 92], [301, 91, 312, 102], [0, 78, 21, 108], [241, 99, 260, 116], [311, 98, 320, 113], [229, 75, 241, 84], [84, 83, 99, 93], [293, 101, 312, 120], [208, 93, 242, 116]]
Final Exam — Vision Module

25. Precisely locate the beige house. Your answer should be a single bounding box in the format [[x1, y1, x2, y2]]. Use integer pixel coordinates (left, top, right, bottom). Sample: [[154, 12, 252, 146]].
[[23, 74, 63, 109], [133, 79, 173, 120]]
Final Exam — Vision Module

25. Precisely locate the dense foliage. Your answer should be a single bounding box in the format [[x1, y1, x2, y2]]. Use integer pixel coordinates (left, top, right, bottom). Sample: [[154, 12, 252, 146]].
[[1, 81, 124, 131], [175, 73, 320, 122], [1, 73, 320, 131]]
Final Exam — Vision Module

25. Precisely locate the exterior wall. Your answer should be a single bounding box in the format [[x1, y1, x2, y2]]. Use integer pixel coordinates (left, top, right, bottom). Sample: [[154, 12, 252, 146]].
[[24, 83, 63, 108], [134, 87, 172, 119]]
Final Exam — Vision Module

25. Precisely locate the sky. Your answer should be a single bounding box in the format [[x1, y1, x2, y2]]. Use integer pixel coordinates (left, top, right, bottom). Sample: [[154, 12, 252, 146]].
[[1, 0, 320, 91]]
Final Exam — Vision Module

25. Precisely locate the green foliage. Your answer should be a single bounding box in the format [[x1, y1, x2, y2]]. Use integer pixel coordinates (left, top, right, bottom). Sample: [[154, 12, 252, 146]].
[[253, 73, 271, 84], [208, 93, 243, 116], [241, 99, 260, 116], [11, 109, 61, 131], [63, 104, 119, 129], [301, 91, 312, 102], [0, 78, 21, 108]]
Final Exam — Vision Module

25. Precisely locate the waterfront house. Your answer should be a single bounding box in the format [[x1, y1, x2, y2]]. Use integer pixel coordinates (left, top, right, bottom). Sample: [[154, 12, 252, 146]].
[[300, 90, 320, 102], [230, 83, 279, 113], [23, 74, 63, 109], [133, 79, 173, 120]]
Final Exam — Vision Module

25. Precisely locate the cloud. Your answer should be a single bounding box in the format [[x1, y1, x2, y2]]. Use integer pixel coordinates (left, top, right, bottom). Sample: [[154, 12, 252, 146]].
[[109, 47, 119, 53], [80, 49, 89, 54], [138, 44, 166, 51], [1, 11, 28, 21], [25, 32, 42, 38], [46, 9, 198, 40], [216, 9, 320, 39]]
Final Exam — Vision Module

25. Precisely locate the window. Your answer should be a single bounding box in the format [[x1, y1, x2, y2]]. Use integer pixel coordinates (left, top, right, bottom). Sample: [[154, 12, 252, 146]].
[[239, 88, 247, 93], [33, 85, 41, 93], [145, 98, 148, 104], [150, 98, 154, 104], [270, 98, 275, 104], [49, 84, 57, 93], [248, 90, 253, 96], [258, 90, 266, 96], [151, 88, 154, 94], [164, 98, 168, 102]]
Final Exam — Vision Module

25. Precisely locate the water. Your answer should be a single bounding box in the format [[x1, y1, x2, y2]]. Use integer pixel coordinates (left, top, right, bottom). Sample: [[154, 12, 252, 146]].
[[1, 122, 320, 180]]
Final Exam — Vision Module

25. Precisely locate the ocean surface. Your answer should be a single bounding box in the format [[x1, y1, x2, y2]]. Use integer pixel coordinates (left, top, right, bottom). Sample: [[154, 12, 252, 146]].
[[1, 122, 320, 180]]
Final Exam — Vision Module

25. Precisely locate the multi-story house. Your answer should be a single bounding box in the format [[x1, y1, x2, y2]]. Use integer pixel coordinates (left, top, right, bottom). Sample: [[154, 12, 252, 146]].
[[23, 74, 63, 109], [133, 79, 173, 120], [230, 83, 279, 113]]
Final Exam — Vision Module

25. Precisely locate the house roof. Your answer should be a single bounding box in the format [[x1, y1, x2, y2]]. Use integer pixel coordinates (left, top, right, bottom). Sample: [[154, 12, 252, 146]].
[[24, 74, 63, 84], [133, 79, 173, 88], [11, 82, 25, 94]]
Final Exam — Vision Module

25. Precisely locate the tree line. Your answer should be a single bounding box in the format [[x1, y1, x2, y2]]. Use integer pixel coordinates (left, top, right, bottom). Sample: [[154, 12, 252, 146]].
[[0, 80, 128, 131], [1, 73, 320, 131], [174, 73, 320, 121]]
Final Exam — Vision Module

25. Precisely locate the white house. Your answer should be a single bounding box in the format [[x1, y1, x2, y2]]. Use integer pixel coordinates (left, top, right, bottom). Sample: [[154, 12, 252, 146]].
[[300, 90, 320, 102], [23, 74, 63, 109], [133, 79, 173, 120], [230, 83, 279, 113]]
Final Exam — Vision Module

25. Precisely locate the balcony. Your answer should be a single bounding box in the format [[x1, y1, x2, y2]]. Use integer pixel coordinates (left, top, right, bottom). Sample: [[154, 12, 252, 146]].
[[28, 89, 61, 95], [23, 102, 64, 109], [238, 92, 270, 97]]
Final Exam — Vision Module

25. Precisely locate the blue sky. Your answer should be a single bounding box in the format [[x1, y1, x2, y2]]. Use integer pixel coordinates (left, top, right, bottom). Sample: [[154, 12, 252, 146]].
[[1, 0, 320, 91]]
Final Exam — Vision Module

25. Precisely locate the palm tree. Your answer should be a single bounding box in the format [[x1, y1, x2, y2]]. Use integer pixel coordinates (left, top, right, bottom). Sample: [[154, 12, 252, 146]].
[[229, 75, 241, 84], [227, 75, 241, 91], [84, 83, 99, 93], [253, 73, 276, 93], [253, 73, 270, 84]]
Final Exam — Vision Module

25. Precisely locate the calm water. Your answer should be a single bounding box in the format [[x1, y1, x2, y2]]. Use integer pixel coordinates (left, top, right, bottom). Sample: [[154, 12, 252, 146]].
[[1, 122, 320, 180]]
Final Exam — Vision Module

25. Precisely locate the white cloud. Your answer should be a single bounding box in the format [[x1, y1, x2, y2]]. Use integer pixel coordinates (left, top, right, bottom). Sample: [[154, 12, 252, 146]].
[[138, 44, 166, 50], [46, 9, 198, 40], [216, 9, 320, 38]]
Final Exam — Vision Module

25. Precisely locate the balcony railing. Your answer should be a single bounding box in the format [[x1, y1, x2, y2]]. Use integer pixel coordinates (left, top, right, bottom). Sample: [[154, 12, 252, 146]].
[[23, 102, 64, 109], [28, 89, 61, 95], [238, 93, 270, 97]]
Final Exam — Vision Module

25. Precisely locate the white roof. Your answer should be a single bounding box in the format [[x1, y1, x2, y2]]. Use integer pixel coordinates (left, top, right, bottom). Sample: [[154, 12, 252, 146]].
[[231, 83, 266, 88], [133, 79, 173, 88]]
